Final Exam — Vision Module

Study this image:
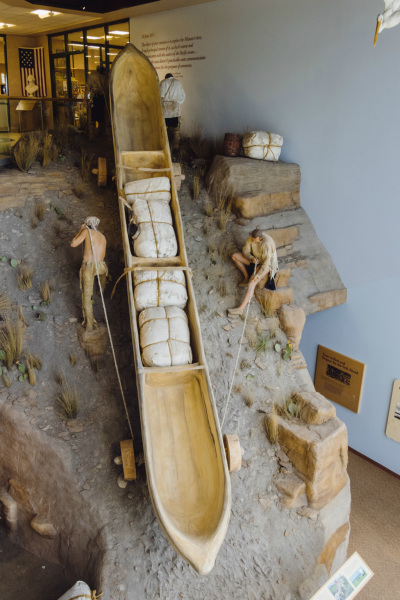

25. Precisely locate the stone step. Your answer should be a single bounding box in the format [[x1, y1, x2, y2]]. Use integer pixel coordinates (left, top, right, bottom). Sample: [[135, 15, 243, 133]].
[[206, 155, 301, 219]]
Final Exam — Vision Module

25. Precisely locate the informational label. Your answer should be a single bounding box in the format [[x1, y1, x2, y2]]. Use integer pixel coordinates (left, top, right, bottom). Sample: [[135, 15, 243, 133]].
[[310, 552, 373, 600], [314, 345, 365, 413], [140, 32, 206, 76], [385, 379, 400, 443]]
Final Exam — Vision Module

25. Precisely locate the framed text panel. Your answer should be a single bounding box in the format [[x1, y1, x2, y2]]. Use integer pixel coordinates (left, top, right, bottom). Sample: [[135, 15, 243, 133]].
[[386, 379, 400, 443], [314, 345, 365, 413]]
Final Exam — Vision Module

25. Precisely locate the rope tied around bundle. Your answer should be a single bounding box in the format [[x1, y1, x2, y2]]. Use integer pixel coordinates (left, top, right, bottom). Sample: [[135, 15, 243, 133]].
[[244, 133, 281, 162], [69, 592, 103, 600]]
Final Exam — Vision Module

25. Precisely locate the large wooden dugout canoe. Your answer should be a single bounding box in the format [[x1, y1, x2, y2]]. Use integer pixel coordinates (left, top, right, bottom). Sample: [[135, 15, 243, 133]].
[[109, 43, 231, 575]]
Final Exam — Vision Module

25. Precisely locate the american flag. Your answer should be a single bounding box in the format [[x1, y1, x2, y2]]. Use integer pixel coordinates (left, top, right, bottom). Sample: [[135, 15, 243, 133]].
[[19, 47, 47, 97]]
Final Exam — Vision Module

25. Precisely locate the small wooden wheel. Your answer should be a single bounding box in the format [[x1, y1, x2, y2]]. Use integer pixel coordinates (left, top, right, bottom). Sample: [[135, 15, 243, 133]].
[[223, 433, 242, 472], [98, 157, 107, 187]]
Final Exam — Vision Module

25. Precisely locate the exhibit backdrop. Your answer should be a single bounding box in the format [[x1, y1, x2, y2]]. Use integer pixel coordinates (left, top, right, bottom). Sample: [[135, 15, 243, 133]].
[[131, 0, 400, 475]]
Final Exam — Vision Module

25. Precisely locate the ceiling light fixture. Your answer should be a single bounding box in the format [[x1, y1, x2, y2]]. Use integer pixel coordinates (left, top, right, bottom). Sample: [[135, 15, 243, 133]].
[[0, 23, 15, 28], [31, 10, 61, 19], [80, 36, 102, 40], [108, 30, 128, 35]]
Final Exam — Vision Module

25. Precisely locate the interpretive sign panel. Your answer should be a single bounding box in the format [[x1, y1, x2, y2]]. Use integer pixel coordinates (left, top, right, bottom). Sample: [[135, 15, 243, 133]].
[[385, 379, 400, 443], [314, 345, 365, 413], [310, 552, 373, 600]]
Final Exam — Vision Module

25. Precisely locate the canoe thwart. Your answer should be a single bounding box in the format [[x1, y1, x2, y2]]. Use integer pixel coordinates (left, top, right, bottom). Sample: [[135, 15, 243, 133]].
[[120, 439, 136, 481], [223, 434, 242, 472]]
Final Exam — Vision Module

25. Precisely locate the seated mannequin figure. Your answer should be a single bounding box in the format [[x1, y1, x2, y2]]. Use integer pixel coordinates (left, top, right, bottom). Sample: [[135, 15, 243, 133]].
[[229, 228, 278, 316]]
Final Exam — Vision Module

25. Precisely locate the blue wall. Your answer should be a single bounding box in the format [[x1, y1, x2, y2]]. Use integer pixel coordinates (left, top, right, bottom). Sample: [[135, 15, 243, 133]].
[[132, 0, 400, 474]]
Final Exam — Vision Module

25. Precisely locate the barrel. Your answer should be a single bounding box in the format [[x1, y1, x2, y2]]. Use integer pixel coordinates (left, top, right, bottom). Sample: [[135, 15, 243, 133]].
[[223, 133, 241, 157]]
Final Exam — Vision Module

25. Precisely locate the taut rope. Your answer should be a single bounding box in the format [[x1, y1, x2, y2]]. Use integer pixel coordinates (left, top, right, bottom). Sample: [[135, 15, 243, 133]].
[[87, 227, 134, 441], [221, 259, 258, 428]]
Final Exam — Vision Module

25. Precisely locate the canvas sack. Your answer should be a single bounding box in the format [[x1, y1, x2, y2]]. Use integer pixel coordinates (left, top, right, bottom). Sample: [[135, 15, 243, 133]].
[[242, 131, 283, 162], [125, 177, 171, 202], [139, 306, 192, 367], [134, 269, 187, 312], [130, 198, 177, 258]]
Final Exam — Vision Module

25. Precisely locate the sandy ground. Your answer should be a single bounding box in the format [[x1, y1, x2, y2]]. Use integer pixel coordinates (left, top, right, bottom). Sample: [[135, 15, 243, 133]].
[[0, 151, 326, 600]]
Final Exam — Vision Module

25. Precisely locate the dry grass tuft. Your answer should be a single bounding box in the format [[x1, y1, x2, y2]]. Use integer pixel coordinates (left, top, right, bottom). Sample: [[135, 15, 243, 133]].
[[205, 197, 214, 217], [253, 334, 270, 355], [240, 358, 251, 370], [25, 353, 42, 371], [217, 278, 227, 297], [17, 264, 33, 290], [12, 133, 40, 172], [265, 406, 279, 444], [2, 373, 11, 388], [42, 131, 58, 167], [216, 187, 230, 212], [57, 385, 80, 419], [55, 370, 65, 386], [277, 393, 306, 420], [218, 196, 232, 231], [233, 383, 242, 395], [0, 292, 13, 319], [40, 280, 54, 305], [73, 180, 85, 199], [0, 319, 25, 369], [69, 352, 76, 366], [192, 175, 200, 201], [34, 201, 46, 221], [260, 293, 273, 318], [244, 386, 254, 407], [53, 120, 69, 150]]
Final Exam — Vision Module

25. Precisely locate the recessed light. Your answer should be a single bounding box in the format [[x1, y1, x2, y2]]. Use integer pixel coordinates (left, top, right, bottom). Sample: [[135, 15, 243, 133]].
[[108, 30, 128, 35], [80, 36, 102, 40], [32, 9, 61, 19], [107, 53, 118, 56], [88, 46, 100, 49]]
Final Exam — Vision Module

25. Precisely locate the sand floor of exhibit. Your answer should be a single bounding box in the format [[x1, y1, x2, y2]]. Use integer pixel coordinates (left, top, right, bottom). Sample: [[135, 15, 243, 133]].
[[0, 145, 349, 600]]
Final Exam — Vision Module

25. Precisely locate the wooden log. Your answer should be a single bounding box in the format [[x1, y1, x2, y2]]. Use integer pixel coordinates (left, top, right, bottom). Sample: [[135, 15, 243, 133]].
[[98, 157, 107, 187], [206, 155, 301, 218], [120, 439, 136, 481], [223, 434, 242, 472]]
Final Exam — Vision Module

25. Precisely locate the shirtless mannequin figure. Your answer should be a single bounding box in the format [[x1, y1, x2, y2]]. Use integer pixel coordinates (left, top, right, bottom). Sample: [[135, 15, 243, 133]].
[[71, 216, 107, 331]]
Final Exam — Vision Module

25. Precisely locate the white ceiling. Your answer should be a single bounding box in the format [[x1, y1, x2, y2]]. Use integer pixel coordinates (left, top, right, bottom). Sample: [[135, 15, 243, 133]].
[[0, 0, 215, 36]]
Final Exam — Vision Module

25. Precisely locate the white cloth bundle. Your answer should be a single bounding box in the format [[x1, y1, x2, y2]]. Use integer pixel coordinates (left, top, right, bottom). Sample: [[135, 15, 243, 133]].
[[134, 269, 188, 312], [131, 198, 178, 258], [125, 177, 171, 202], [139, 306, 192, 367], [58, 581, 92, 600], [242, 131, 283, 162]]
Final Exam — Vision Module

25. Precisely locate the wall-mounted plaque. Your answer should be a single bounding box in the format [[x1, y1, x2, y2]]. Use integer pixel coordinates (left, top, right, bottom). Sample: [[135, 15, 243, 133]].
[[386, 380, 400, 443], [314, 345, 365, 413]]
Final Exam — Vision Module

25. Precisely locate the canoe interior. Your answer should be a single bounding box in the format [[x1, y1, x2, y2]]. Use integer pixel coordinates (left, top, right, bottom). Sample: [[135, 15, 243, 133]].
[[110, 45, 166, 154], [143, 369, 225, 538]]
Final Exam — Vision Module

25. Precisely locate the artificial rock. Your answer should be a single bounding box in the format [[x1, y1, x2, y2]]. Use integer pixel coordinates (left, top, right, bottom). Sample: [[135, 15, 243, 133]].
[[266, 414, 348, 509]]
